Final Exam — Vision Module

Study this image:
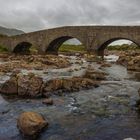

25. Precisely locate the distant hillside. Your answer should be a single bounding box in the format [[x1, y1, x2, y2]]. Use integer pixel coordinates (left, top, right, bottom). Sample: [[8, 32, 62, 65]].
[[0, 26, 24, 36]]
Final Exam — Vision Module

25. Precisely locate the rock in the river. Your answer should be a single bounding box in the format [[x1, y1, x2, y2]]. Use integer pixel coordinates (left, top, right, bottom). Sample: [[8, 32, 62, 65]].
[[42, 98, 53, 105], [0, 54, 71, 73], [17, 112, 48, 138], [0, 53, 9, 58], [43, 77, 99, 96], [17, 73, 44, 98], [0, 73, 44, 98], [100, 62, 112, 68], [0, 73, 99, 98], [84, 68, 107, 80], [0, 74, 18, 95], [127, 56, 140, 72], [117, 51, 140, 72], [84, 54, 99, 62]]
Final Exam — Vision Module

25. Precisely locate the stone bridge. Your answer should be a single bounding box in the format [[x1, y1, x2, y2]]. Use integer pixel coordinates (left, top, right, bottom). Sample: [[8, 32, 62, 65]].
[[0, 26, 140, 56]]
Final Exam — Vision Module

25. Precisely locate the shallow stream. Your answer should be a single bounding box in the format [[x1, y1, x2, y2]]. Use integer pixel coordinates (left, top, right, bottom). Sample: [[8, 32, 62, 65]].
[[0, 55, 140, 140]]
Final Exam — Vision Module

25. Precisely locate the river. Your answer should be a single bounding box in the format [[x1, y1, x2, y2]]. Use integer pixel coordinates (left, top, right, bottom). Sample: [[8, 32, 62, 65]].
[[0, 55, 140, 140]]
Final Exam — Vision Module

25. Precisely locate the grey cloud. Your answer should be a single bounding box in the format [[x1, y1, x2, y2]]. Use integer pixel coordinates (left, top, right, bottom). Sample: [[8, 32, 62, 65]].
[[0, 0, 140, 32]]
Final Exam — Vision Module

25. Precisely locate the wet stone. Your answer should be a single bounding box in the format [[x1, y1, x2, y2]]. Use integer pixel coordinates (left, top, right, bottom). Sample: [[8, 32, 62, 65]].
[[42, 98, 53, 105], [17, 112, 48, 139]]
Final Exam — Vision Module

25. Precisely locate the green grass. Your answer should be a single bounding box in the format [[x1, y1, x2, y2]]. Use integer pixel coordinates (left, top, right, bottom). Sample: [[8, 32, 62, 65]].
[[0, 45, 8, 52], [59, 44, 85, 52], [29, 46, 38, 54], [107, 44, 140, 51], [59, 44, 140, 53]]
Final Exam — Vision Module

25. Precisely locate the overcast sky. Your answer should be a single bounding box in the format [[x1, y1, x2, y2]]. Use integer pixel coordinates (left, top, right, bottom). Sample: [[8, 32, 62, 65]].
[[0, 0, 140, 32]]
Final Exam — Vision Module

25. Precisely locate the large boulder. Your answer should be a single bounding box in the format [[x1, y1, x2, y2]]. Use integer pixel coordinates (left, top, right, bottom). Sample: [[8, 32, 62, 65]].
[[84, 68, 107, 80], [44, 79, 63, 94], [17, 112, 48, 138], [0, 74, 18, 95], [43, 77, 99, 96], [117, 51, 140, 72], [127, 56, 140, 72], [17, 73, 44, 98], [44, 55, 70, 68], [42, 98, 53, 105], [0, 73, 44, 98]]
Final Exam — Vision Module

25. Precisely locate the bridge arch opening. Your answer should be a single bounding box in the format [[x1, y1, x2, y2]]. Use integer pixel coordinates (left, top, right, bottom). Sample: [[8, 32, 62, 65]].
[[98, 38, 140, 57], [13, 42, 32, 55], [46, 36, 85, 55]]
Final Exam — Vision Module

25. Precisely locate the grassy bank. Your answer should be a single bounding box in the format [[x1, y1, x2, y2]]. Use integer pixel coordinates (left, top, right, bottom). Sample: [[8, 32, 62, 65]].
[[59, 44, 140, 53], [59, 44, 85, 52], [107, 44, 140, 51], [0, 45, 8, 52]]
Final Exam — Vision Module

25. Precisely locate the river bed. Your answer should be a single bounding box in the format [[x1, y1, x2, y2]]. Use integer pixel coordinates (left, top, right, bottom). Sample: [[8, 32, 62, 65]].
[[0, 55, 140, 140]]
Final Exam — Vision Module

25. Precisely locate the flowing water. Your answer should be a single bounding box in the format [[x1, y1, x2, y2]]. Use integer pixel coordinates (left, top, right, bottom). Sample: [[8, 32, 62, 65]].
[[0, 55, 140, 140]]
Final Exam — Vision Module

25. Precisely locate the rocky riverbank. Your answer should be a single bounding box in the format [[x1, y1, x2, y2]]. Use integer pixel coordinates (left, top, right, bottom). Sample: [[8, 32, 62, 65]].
[[0, 53, 109, 99], [0, 54, 70, 73], [116, 50, 140, 72]]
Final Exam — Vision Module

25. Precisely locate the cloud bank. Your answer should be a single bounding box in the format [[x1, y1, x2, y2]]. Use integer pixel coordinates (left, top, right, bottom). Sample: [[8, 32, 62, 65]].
[[0, 0, 140, 32]]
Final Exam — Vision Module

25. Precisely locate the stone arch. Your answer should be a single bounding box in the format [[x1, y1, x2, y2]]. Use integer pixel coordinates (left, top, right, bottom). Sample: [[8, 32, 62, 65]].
[[45, 36, 86, 54], [97, 37, 140, 56], [13, 42, 32, 55]]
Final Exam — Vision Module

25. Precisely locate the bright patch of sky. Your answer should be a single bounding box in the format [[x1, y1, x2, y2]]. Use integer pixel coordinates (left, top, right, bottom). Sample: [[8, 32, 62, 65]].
[[64, 39, 133, 46]]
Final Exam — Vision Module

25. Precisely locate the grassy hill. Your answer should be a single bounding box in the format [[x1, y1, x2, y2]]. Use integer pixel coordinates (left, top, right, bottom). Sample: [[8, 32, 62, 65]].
[[0, 26, 24, 36]]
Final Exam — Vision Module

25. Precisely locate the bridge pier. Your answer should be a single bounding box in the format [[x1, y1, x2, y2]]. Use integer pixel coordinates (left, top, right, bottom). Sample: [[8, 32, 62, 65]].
[[87, 49, 104, 60], [97, 50, 104, 59]]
